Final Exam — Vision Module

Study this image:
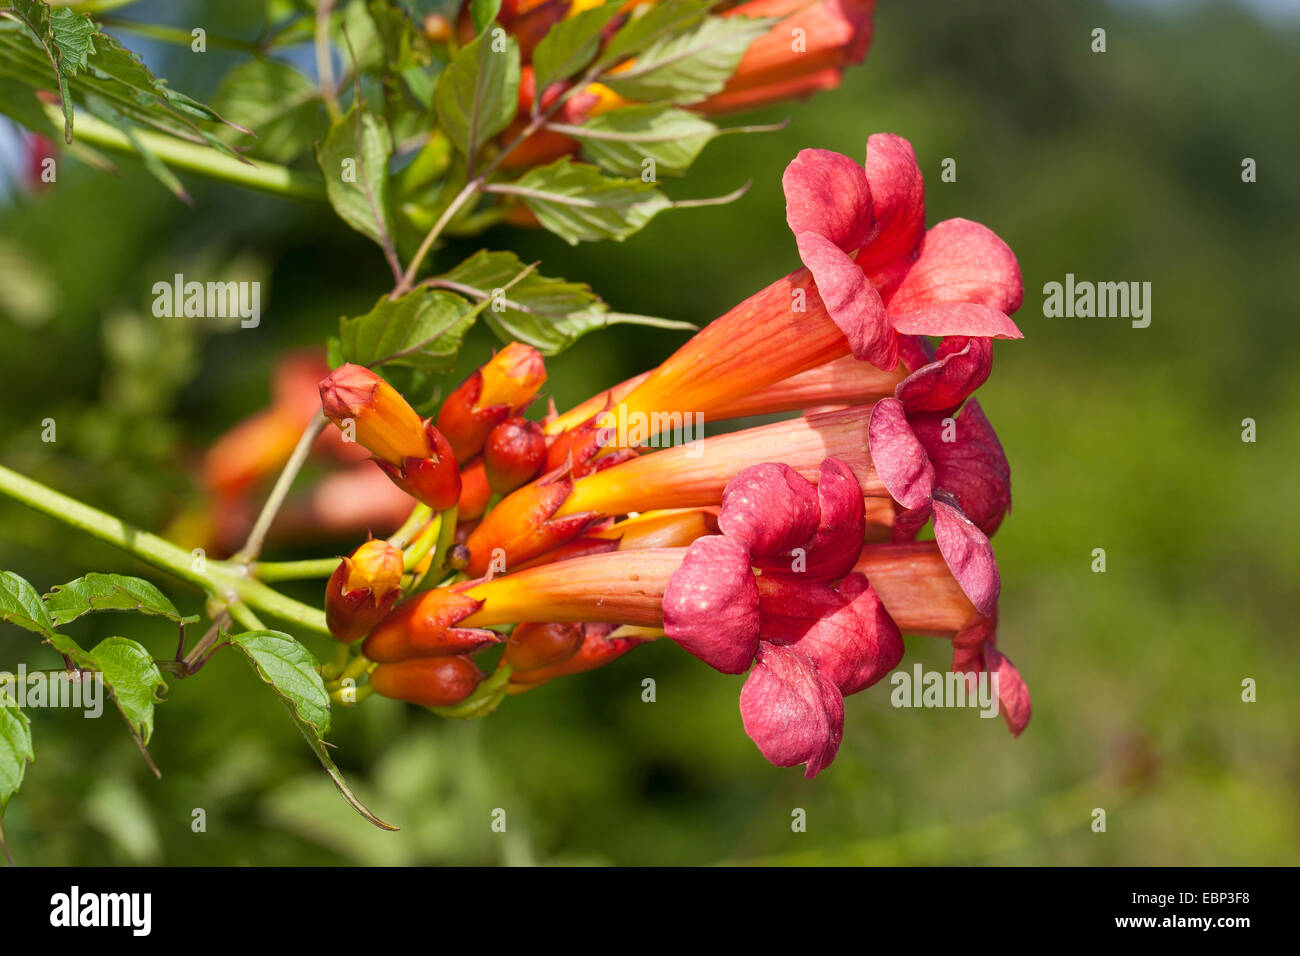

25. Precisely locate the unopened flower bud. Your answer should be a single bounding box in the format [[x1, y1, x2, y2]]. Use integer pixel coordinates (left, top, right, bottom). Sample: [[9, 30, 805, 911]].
[[363, 588, 501, 663], [435, 343, 546, 461], [320, 364, 428, 464], [504, 621, 584, 673], [447, 543, 471, 571], [483, 417, 546, 494], [457, 457, 492, 521], [320, 364, 462, 510], [325, 539, 405, 643], [373, 422, 462, 511], [370, 655, 483, 707]]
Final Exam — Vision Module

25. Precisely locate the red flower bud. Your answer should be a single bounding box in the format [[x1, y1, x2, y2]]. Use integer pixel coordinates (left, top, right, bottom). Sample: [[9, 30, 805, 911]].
[[507, 625, 649, 691], [320, 364, 462, 510], [457, 457, 493, 521], [483, 417, 546, 494], [435, 344, 546, 461], [503, 621, 584, 673], [325, 539, 405, 643], [370, 655, 483, 707], [373, 421, 462, 511]]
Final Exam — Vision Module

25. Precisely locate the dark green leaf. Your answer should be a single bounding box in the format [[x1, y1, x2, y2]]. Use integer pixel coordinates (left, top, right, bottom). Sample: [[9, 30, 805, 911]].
[[601, 14, 773, 104], [43, 573, 196, 628], [89, 637, 167, 745], [339, 288, 475, 370], [532, 1, 625, 94], [499, 157, 670, 244], [433, 29, 519, 160], [229, 630, 331, 737]]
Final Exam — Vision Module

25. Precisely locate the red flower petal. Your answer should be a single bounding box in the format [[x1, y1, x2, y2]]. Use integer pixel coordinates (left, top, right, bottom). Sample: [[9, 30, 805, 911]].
[[756, 576, 845, 645], [986, 644, 1031, 736], [914, 399, 1011, 536], [796, 231, 897, 368], [894, 336, 993, 414], [663, 535, 761, 674], [718, 462, 821, 559], [791, 573, 903, 695], [886, 218, 1024, 316], [868, 397, 934, 511], [783, 148, 873, 252], [799, 457, 868, 580], [858, 133, 926, 286], [890, 302, 1022, 340], [739, 642, 844, 778], [931, 492, 1000, 616]]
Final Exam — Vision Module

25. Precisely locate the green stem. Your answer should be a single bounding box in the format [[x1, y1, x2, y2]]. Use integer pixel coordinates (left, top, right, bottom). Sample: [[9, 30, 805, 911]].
[[0, 463, 209, 589], [387, 503, 432, 549], [233, 413, 328, 563], [253, 557, 342, 582], [0, 463, 329, 637], [45, 105, 325, 201]]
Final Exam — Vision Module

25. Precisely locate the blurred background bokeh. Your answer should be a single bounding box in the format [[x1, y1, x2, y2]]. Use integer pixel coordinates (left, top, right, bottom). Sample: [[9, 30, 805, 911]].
[[1, 0, 1297, 865]]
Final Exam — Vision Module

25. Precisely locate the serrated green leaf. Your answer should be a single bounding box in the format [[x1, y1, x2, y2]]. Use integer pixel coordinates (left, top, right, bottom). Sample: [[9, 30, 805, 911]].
[[45, 633, 93, 668], [315, 105, 397, 253], [0, 702, 33, 814], [212, 57, 323, 163], [558, 104, 716, 177], [594, 0, 713, 70], [230, 630, 331, 737], [89, 637, 167, 746], [602, 14, 773, 104], [339, 288, 475, 370], [433, 29, 519, 160], [0, 0, 95, 139], [0, 571, 57, 639], [436, 249, 694, 354], [0, 2, 246, 181], [500, 157, 670, 244], [42, 572, 195, 628], [532, 1, 625, 94]]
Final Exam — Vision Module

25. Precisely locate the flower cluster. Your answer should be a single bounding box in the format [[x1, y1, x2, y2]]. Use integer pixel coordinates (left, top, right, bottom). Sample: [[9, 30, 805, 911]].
[[302, 132, 1028, 775]]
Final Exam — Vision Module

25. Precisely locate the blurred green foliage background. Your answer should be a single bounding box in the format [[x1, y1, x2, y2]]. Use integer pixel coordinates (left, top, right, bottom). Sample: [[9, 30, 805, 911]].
[[1, 0, 1297, 865]]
